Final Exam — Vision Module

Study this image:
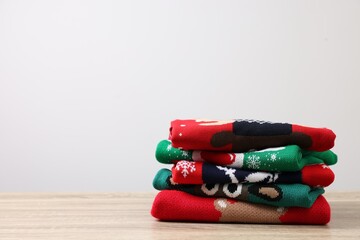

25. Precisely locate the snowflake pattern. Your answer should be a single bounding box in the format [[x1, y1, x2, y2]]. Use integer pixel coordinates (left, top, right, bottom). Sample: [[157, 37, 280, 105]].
[[181, 151, 189, 157], [175, 161, 196, 178], [268, 153, 278, 162], [166, 144, 172, 151], [247, 155, 261, 169]]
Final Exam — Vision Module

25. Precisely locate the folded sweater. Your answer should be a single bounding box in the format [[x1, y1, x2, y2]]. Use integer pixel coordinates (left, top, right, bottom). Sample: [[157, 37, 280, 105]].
[[170, 119, 336, 152], [151, 190, 331, 224], [153, 168, 324, 208], [172, 161, 335, 187], [156, 140, 337, 172]]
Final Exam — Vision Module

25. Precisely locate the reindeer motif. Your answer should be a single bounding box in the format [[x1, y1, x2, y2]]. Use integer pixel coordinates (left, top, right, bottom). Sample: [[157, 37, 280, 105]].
[[214, 198, 285, 223], [244, 172, 279, 183], [216, 166, 239, 183]]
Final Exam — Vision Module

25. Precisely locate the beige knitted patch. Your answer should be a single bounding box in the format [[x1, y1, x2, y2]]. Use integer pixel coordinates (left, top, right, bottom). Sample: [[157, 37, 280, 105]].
[[214, 199, 284, 223]]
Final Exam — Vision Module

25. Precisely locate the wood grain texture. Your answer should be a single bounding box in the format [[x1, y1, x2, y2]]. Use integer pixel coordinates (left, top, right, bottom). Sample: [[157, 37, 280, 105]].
[[0, 192, 358, 240]]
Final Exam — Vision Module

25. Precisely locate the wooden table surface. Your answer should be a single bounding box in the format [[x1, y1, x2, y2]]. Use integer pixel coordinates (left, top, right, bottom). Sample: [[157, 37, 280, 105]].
[[0, 192, 358, 240]]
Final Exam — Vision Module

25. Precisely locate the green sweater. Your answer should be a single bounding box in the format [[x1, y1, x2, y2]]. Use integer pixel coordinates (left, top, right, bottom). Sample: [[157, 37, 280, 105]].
[[156, 140, 337, 172], [153, 168, 324, 208]]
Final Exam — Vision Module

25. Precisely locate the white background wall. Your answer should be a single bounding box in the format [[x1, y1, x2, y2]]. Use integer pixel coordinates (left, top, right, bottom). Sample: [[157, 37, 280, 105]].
[[0, 0, 359, 191]]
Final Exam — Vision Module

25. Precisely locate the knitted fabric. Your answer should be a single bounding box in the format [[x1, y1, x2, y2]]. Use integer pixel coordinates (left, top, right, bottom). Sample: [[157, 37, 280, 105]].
[[151, 190, 331, 224], [170, 119, 336, 152], [156, 140, 337, 172], [153, 168, 324, 208], [172, 161, 334, 187]]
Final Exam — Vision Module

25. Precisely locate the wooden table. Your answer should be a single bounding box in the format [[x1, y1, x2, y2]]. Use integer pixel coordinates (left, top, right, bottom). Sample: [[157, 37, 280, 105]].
[[0, 192, 358, 240]]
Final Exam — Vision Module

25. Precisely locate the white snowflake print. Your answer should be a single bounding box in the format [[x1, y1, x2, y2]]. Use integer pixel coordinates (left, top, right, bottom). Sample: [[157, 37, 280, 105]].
[[268, 153, 278, 162], [247, 155, 261, 169], [181, 151, 189, 158], [166, 144, 172, 151], [175, 161, 196, 178]]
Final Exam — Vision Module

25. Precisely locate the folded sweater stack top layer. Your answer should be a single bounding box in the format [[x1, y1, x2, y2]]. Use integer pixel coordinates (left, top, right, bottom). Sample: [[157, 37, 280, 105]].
[[170, 119, 336, 152]]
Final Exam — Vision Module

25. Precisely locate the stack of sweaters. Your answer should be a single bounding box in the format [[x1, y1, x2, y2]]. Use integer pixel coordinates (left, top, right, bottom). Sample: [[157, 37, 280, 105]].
[[151, 119, 337, 224]]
